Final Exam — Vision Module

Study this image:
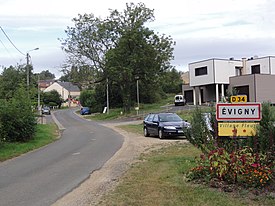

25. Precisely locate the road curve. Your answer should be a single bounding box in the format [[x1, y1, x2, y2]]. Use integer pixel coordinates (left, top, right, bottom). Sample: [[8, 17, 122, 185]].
[[0, 109, 124, 206]]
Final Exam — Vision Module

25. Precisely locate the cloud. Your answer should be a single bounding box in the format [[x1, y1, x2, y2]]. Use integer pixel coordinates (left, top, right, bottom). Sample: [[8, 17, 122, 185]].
[[1, 0, 275, 77]]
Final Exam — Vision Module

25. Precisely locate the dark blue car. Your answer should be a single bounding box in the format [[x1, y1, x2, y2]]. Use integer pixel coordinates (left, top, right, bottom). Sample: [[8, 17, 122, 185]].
[[80, 107, 91, 115]]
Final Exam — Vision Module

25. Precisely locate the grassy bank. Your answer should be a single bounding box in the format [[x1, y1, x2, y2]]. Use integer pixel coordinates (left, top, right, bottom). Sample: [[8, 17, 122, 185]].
[[0, 123, 59, 162], [88, 94, 176, 121], [98, 142, 274, 206]]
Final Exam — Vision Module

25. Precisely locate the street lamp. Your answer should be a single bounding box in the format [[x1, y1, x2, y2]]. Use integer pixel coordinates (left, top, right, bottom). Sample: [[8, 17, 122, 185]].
[[26, 47, 39, 88]]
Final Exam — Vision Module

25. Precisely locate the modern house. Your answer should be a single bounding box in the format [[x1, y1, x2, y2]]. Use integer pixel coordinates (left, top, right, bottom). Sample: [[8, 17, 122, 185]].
[[183, 56, 275, 105], [43, 82, 81, 107]]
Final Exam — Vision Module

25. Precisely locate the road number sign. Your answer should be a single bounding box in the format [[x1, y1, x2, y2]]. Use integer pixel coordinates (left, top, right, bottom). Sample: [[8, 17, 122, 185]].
[[230, 95, 247, 103], [216, 103, 261, 121]]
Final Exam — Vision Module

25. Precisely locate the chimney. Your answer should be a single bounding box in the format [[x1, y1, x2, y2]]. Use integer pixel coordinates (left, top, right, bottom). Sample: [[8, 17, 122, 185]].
[[242, 58, 247, 75]]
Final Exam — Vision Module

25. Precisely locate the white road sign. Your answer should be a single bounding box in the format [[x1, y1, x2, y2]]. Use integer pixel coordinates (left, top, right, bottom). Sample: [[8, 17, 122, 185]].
[[216, 103, 261, 121]]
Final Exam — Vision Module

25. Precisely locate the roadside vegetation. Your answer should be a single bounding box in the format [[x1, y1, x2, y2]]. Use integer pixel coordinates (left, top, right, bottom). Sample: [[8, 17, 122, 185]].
[[98, 103, 274, 205], [0, 123, 58, 162], [99, 143, 274, 206], [85, 93, 177, 121]]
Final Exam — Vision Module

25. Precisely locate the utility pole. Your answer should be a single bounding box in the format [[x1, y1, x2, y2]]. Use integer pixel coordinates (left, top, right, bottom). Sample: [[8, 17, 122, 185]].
[[26, 52, 30, 88], [106, 78, 109, 114], [38, 74, 41, 113], [135, 76, 140, 115]]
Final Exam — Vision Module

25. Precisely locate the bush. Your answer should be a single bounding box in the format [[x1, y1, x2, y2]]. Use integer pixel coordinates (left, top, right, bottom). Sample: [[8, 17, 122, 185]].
[[0, 87, 36, 142], [185, 107, 216, 154], [187, 147, 273, 188]]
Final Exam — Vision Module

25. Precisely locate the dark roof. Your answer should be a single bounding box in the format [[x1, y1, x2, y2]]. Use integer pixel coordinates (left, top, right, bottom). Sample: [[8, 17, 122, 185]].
[[57, 82, 80, 92]]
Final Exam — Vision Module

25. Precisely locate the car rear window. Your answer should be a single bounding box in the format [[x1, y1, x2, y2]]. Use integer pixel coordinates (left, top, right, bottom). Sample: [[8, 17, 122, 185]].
[[159, 113, 182, 122]]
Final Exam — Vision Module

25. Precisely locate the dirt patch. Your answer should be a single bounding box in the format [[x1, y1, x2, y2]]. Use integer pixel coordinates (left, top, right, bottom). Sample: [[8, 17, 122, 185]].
[[53, 121, 187, 206]]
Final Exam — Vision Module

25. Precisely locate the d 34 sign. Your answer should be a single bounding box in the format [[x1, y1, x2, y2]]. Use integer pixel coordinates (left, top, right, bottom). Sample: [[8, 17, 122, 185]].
[[230, 95, 247, 103]]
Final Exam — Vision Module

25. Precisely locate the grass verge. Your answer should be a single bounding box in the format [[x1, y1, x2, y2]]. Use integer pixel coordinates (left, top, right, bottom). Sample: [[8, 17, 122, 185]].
[[0, 123, 59, 162], [88, 94, 176, 121], [98, 130, 275, 206]]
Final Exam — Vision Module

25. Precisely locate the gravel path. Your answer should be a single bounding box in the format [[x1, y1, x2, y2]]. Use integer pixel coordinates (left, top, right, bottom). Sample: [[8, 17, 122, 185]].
[[53, 121, 187, 206]]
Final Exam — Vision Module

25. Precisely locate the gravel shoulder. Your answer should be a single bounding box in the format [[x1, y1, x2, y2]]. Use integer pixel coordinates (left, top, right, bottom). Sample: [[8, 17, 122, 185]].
[[53, 120, 187, 206]]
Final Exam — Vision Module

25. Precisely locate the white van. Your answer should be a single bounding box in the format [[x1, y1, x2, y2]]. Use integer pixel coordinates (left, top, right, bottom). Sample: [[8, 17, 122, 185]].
[[174, 95, 186, 106]]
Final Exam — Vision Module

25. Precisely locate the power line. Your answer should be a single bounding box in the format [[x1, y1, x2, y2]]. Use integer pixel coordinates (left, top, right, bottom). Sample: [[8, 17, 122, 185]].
[[0, 26, 25, 56], [0, 38, 18, 63]]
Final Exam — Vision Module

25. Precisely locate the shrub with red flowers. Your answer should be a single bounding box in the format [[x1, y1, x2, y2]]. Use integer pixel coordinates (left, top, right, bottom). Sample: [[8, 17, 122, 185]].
[[187, 147, 273, 188]]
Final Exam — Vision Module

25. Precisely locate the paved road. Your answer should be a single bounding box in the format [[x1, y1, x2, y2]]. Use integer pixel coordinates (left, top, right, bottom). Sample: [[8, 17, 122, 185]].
[[0, 109, 124, 206]]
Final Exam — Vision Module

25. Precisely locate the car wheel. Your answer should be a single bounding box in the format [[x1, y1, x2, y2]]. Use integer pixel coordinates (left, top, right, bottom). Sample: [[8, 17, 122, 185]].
[[158, 129, 164, 139], [144, 127, 150, 137]]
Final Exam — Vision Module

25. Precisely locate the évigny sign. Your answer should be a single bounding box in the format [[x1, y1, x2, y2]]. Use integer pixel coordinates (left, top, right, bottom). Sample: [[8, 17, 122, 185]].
[[216, 103, 261, 121]]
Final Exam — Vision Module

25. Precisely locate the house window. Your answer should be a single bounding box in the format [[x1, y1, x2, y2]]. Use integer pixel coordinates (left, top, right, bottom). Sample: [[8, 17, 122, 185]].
[[235, 66, 242, 76], [251, 64, 260, 74], [195, 66, 207, 76], [233, 86, 249, 101]]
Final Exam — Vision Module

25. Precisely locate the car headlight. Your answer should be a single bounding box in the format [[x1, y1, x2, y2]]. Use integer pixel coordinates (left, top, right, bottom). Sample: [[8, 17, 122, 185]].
[[183, 122, 191, 128], [164, 126, 176, 130]]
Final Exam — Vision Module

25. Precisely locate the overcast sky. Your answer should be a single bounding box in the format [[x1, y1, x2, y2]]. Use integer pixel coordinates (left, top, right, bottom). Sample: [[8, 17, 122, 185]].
[[1, 0, 275, 78]]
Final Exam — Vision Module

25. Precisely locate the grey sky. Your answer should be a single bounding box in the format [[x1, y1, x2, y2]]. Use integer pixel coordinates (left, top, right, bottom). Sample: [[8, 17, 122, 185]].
[[0, 0, 275, 78]]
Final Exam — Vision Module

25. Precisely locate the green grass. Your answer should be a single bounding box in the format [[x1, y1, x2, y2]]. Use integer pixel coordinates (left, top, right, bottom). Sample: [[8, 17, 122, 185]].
[[0, 123, 59, 162], [88, 94, 175, 121], [118, 123, 144, 136]]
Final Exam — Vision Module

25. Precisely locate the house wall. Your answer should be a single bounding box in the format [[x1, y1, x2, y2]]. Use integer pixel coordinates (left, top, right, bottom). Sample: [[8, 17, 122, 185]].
[[189, 59, 214, 87], [246, 56, 275, 74], [214, 60, 242, 83], [255, 74, 275, 103], [44, 82, 69, 100], [189, 59, 242, 87], [229, 75, 256, 102]]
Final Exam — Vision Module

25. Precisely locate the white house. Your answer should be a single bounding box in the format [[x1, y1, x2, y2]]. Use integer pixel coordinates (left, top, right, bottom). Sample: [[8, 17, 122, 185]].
[[183, 56, 275, 105], [187, 58, 242, 105], [44, 82, 81, 106]]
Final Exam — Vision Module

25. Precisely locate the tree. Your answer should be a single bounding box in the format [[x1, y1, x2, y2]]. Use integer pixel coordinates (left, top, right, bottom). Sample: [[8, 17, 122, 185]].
[[60, 2, 175, 112], [39, 70, 55, 80], [79, 90, 102, 112], [42, 90, 62, 108], [0, 66, 26, 100], [59, 65, 96, 90], [160, 68, 183, 94]]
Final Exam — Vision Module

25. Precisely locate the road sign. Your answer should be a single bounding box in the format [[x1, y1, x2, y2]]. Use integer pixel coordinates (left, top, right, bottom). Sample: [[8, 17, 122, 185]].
[[216, 103, 261, 121], [230, 95, 247, 103], [218, 122, 259, 136]]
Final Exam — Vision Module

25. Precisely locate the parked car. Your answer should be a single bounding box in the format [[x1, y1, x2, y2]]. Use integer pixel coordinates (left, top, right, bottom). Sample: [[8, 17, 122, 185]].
[[174, 94, 186, 106], [41, 106, 51, 115], [143, 112, 191, 139], [80, 107, 91, 115]]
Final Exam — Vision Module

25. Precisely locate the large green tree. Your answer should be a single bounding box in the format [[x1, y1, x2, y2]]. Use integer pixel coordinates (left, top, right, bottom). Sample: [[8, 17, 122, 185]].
[[61, 2, 175, 112]]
